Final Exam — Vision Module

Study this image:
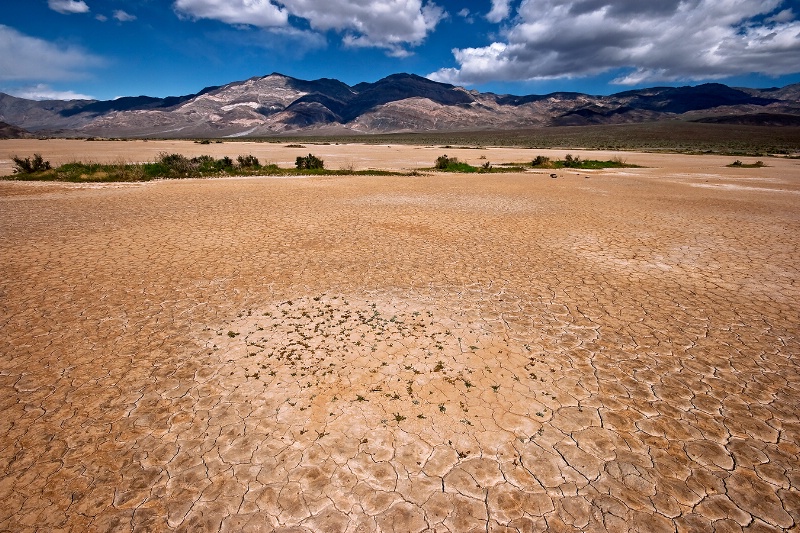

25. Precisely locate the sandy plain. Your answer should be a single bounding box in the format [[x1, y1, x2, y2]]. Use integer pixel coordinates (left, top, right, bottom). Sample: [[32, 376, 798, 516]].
[[1, 140, 799, 532]]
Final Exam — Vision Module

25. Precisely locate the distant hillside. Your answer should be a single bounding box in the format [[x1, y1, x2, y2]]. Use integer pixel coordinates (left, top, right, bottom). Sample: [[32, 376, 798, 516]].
[[691, 113, 800, 126], [0, 121, 32, 139], [1, 74, 798, 138]]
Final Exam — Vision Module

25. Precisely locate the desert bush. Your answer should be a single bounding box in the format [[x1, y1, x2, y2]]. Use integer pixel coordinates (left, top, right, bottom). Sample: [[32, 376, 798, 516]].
[[532, 155, 551, 167], [117, 163, 145, 181], [189, 155, 237, 173], [237, 154, 260, 168], [434, 154, 456, 169], [295, 153, 324, 170], [433, 155, 481, 172], [563, 154, 582, 168], [727, 159, 766, 168], [197, 156, 230, 170], [107, 158, 145, 182], [12, 154, 51, 174], [145, 152, 200, 178], [160, 152, 195, 172], [194, 155, 215, 165]]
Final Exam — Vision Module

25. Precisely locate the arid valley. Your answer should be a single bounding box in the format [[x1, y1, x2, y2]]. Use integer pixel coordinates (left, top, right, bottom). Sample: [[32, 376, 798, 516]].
[[1, 140, 799, 531]]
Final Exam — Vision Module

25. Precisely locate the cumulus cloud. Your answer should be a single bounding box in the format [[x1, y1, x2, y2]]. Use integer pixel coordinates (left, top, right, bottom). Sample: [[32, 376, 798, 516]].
[[429, 0, 800, 85], [327, 1, 445, 56], [0, 25, 105, 81], [174, 0, 288, 28], [113, 10, 137, 22], [173, 0, 445, 55], [48, 0, 90, 14], [8, 84, 93, 101], [486, 0, 511, 23]]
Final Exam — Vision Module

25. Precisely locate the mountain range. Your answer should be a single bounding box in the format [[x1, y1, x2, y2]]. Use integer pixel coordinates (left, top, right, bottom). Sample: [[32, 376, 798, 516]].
[[1, 73, 799, 138]]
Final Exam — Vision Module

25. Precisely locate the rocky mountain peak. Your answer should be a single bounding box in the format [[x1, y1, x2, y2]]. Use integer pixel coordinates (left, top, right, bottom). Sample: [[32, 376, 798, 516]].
[[0, 73, 797, 137]]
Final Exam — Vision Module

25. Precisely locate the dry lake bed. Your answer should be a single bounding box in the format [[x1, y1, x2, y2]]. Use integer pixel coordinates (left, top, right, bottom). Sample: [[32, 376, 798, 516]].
[[1, 140, 799, 531]]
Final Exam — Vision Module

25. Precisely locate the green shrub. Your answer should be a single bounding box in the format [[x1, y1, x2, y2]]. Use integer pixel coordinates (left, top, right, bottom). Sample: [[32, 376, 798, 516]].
[[532, 155, 551, 167], [434, 154, 455, 169], [295, 153, 324, 170], [727, 159, 766, 168], [192, 156, 232, 172], [140, 152, 201, 178], [12, 154, 51, 174], [160, 153, 198, 176], [433, 154, 481, 172], [189, 155, 220, 173], [563, 154, 581, 168], [237, 154, 260, 168]]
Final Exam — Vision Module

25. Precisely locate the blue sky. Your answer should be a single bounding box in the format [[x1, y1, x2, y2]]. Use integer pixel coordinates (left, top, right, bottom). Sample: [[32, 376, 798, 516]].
[[2, 0, 800, 101]]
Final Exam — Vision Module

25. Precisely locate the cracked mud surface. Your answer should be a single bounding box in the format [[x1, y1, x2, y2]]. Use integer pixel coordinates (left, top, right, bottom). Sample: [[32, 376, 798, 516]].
[[1, 144, 799, 531]]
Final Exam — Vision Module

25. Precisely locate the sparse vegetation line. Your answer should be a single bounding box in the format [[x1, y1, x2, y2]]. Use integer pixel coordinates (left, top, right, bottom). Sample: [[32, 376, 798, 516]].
[[4, 152, 403, 182], [222, 122, 800, 157], [528, 154, 641, 169], [431, 154, 521, 173], [727, 159, 766, 168], [429, 153, 641, 173]]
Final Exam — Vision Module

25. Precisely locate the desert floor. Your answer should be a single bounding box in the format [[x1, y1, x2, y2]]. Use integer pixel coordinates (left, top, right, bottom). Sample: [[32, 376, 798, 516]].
[[1, 140, 799, 531]]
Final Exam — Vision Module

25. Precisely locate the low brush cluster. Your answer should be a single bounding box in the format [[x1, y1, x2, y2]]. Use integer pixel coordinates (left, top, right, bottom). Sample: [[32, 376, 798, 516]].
[[4, 152, 404, 183]]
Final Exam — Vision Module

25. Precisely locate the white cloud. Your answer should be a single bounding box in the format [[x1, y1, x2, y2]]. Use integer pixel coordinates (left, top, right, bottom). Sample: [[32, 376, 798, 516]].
[[95, 14, 108, 22], [7, 84, 93, 101], [0, 25, 105, 81], [324, 1, 445, 56], [486, 0, 511, 23], [767, 8, 795, 23], [429, 0, 800, 85], [48, 0, 90, 14], [173, 0, 445, 55], [458, 8, 474, 23], [173, 0, 288, 27], [113, 10, 137, 22]]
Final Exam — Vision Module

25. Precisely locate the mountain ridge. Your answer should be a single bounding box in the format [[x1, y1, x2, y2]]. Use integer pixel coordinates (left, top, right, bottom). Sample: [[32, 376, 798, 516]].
[[1, 73, 798, 138]]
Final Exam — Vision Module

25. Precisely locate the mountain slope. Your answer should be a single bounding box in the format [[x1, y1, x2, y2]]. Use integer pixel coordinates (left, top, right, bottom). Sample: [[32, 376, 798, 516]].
[[1, 74, 798, 137], [0, 121, 32, 139]]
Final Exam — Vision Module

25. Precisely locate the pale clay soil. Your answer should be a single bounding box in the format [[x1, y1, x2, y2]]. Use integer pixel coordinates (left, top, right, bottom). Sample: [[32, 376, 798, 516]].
[[1, 140, 799, 532]]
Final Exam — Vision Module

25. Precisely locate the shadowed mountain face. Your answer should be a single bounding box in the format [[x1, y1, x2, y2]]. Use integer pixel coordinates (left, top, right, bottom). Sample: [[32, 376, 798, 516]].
[[0, 121, 32, 139], [0, 73, 797, 137], [57, 86, 222, 118]]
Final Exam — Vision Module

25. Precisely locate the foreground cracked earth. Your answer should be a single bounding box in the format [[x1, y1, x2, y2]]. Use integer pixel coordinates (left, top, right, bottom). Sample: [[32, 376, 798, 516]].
[[1, 151, 799, 531]]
